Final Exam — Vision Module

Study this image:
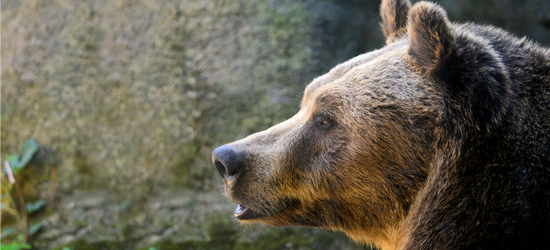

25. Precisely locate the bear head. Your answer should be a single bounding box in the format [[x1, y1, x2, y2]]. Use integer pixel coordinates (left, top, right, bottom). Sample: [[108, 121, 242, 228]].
[[213, 0, 512, 248]]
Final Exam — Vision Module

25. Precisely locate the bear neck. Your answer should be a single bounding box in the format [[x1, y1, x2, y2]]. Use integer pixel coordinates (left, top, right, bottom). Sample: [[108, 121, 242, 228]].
[[398, 27, 550, 250]]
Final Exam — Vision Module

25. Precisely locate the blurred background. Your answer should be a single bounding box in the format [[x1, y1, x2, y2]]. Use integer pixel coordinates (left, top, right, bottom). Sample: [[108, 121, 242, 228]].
[[1, 0, 549, 249]]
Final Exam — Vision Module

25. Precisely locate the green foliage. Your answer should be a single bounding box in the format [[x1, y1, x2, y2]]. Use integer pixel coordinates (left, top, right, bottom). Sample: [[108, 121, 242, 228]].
[[1, 227, 18, 239], [1, 221, 44, 241], [1, 138, 43, 246], [25, 200, 46, 214], [5, 138, 39, 173], [1, 235, 32, 250], [28, 221, 44, 236]]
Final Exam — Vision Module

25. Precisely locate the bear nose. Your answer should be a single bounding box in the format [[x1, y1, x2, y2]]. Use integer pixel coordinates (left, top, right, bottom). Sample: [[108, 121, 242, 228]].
[[212, 145, 243, 179]]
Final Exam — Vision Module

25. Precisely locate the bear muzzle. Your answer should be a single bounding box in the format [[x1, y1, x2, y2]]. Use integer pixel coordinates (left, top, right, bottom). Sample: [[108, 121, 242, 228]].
[[212, 144, 261, 220]]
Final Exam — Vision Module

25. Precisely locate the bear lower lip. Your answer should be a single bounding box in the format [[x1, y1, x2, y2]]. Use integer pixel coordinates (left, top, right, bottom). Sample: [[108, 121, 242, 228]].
[[234, 204, 256, 220]]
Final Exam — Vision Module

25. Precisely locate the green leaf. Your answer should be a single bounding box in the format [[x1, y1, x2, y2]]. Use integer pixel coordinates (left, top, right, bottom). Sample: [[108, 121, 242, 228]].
[[4, 139, 39, 174], [26, 200, 47, 214], [2, 243, 32, 250], [18, 138, 39, 169], [1, 242, 32, 250], [6, 154, 21, 170], [114, 200, 132, 211], [29, 221, 44, 236], [1, 235, 32, 250], [1, 226, 18, 239]]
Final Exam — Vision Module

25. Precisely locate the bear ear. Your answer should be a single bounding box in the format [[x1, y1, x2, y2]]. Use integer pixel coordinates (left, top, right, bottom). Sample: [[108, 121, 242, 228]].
[[407, 2, 459, 81], [380, 0, 411, 44]]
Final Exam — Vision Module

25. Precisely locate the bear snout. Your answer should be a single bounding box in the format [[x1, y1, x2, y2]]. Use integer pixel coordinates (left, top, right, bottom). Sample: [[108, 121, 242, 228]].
[[212, 144, 245, 182]]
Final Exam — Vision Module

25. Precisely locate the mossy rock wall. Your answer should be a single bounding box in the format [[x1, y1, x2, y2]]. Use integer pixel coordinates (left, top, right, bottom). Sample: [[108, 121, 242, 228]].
[[1, 0, 383, 199]]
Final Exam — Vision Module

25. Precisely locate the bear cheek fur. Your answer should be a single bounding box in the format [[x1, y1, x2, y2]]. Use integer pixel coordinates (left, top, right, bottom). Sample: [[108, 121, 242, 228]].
[[329, 55, 440, 245]]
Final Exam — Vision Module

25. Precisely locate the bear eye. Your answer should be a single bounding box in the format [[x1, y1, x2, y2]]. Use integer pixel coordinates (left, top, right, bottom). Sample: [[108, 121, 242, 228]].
[[318, 119, 332, 128]]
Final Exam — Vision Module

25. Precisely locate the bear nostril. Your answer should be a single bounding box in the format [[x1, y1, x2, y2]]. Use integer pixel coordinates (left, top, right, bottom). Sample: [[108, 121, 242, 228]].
[[214, 160, 227, 177], [212, 145, 242, 179]]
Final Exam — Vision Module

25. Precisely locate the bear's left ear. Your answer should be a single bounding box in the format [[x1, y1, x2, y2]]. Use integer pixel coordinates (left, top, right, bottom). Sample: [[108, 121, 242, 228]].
[[407, 2, 459, 81], [380, 0, 411, 44]]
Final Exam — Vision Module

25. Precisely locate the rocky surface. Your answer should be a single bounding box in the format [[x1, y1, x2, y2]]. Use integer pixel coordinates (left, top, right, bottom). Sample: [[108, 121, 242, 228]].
[[31, 189, 368, 250]]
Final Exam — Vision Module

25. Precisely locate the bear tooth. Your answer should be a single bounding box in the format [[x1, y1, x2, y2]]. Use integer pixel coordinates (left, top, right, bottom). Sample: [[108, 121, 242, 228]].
[[235, 204, 244, 214]]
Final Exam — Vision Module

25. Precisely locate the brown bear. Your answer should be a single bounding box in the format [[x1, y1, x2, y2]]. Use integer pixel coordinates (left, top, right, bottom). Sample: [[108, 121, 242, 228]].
[[212, 0, 550, 249]]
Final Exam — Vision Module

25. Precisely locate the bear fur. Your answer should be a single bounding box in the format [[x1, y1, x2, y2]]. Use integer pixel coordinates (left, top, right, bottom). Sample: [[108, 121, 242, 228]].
[[212, 0, 550, 249]]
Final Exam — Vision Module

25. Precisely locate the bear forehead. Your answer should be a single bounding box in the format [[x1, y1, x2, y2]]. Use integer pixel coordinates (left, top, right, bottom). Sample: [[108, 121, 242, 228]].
[[302, 40, 431, 110]]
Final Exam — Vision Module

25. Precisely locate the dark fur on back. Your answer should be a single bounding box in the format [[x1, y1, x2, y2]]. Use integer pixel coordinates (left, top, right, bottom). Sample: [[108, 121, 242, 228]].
[[400, 1, 550, 249]]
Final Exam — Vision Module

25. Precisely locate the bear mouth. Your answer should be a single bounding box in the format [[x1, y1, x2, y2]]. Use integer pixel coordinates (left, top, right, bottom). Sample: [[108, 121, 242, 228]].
[[234, 204, 258, 220]]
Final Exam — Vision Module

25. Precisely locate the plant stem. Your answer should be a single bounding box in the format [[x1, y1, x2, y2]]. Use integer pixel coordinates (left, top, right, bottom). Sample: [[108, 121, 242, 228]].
[[51, 166, 57, 201], [13, 174, 29, 242]]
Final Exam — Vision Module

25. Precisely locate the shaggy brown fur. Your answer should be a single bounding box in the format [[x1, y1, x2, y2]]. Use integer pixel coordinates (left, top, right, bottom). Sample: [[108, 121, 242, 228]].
[[213, 0, 550, 249]]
